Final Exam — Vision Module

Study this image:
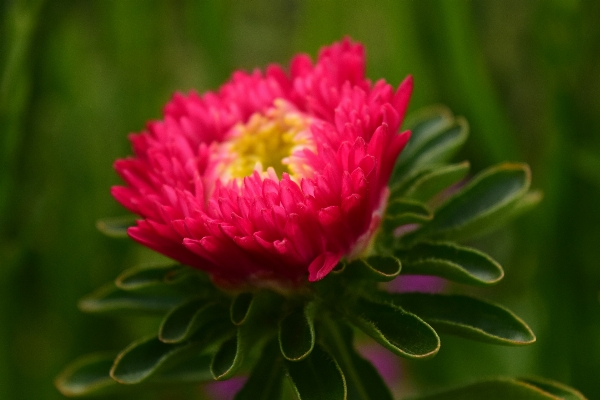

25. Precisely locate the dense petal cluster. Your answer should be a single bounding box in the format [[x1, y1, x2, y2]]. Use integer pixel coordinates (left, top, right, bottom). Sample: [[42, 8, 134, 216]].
[[112, 39, 412, 289]]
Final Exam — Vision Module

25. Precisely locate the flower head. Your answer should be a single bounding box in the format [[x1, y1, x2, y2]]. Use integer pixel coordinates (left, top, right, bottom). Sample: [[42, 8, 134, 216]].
[[112, 38, 412, 289]]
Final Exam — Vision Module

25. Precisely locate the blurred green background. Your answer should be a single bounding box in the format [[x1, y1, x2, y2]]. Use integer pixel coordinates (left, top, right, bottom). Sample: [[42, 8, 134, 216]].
[[1, 0, 599, 399]]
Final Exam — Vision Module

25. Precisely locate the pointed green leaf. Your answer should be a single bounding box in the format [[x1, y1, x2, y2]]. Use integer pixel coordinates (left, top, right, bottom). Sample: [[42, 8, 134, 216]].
[[285, 344, 347, 400], [279, 302, 316, 361], [96, 215, 137, 238], [412, 163, 531, 241], [346, 297, 439, 359], [391, 293, 535, 345], [234, 340, 285, 400], [392, 107, 468, 185], [404, 162, 470, 202], [345, 255, 402, 282], [116, 263, 186, 290], [322, 320, 393, 400], [55, 352, 119, 397], [159, 299, 224, 343], [396, 242, 503, 285], [78, 284, 185, 315], [230, 293, 254, 325], [111, 321, 231, 384], [517, 377, 587, 400], [408, 378, 573, 400]]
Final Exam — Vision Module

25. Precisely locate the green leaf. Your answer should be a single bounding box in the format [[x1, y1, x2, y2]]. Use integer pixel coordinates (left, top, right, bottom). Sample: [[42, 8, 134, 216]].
[[279, 302, 316, 361], [396, 242, 503, 285], [390, 293, 535, 345], [346, 297, 439, 359], [411, 163, 531, 241], [159, 299, 224, 343], [151, 354, 214, 383], [285, 344, 347, 400], [517, 377, 587, 400], [230, 292, 254, 325], [392, 107, 468, 186], [322, 320, 393, 400], [78, 284, 185, 315], [211, 293, 277, 380], [115, 263, 186, 290], [477, 189, 543, 235], [407, 378, 575, 400], [403, 162, 470, 202], [96, 215, 137, 238], [345, 255, 402, 282], [384, 198, 433, 228], [230, 290, 284, 326], [55, 352, 118, 397], [111, 321, 231, 384], [234, 340, 285, 400], [55, 352, 215, 397]]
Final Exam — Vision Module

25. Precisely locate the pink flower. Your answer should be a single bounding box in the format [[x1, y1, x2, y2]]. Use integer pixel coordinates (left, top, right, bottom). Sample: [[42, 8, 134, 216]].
[[112, 38, 412, 289]]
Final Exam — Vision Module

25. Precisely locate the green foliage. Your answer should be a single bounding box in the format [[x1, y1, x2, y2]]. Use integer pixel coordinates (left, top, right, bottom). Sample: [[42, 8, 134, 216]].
[[395, 242, 503, 285], [344, 255, 402, 282], [346, 297, 440, 359], [278, 302, 316, 362], [390, 293, 536, 345], [322, 320, 394, 400], [234, 340, 285, 400], [284, 344, 347, 400], [408, 378, 586, 400], [159, 300, 224, 343]]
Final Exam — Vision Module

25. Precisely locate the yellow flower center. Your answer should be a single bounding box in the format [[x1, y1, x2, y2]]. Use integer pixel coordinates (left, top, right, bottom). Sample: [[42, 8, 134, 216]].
[[221, 99, 313, 181]]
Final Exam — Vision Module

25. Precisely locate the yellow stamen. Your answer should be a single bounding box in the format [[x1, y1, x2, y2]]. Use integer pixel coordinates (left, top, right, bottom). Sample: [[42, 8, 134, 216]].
[[222, 100, 313, 180]]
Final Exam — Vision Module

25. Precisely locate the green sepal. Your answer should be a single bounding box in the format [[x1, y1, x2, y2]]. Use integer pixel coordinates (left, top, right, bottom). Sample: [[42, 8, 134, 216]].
[[392, 107, 468, 186], [409, 163, 531, 242], [390, 293, 535, 346], [78, 283, 185, 315], [96, 215, 137, 238], [395, 242, 503, 285], [159, 299, 224, 343], [401, 162, 470, 202], [285, 344, 347, 400], [407, 377, 586, 400], [322, 320, 393, 400], [345, 255, 402, 282], [55, 352, 215, 397], [278, 302, 316, 361], [346, 297, 439, 359], [517, 377, 587, 400], [234, 340, 285, 400], [110, 320, 231, 384]]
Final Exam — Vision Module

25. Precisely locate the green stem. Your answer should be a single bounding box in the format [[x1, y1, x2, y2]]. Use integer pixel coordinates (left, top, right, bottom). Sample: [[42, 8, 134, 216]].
[[321, 318, 371, 400]]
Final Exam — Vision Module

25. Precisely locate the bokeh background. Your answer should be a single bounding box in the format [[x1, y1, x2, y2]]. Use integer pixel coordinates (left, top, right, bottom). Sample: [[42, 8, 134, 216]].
[[1, 0, 599, 399]]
